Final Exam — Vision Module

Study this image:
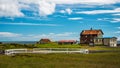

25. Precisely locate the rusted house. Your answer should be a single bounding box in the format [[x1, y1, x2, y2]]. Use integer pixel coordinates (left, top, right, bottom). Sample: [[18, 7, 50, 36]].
[[38, 38, 51, 44], [58, 40, 76, 45], [80, 28, 117, 47], [80, 28, 104, 45]]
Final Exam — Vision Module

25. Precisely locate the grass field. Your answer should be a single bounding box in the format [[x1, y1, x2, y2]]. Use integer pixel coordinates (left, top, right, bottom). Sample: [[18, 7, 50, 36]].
[[1, 43, 120, 68], [1, 43, 120, 51], [0, 52, 120, 68], [36, 44, 120, 51]]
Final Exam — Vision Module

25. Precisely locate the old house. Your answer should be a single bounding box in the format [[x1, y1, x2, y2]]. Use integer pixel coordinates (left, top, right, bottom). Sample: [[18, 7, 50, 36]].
[[58, 40, 76, 45], [38, 38, 51, 44], [80, 28, 117, 47], [80, 28, 104, 45]]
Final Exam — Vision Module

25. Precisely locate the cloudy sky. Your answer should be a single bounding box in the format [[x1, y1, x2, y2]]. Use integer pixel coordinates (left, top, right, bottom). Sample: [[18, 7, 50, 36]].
[[0, 0, 120, 41]]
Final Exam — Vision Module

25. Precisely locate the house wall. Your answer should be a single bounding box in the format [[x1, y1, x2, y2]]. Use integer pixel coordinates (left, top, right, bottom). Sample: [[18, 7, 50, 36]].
[[103, 38, 110, 46], [80, 34, 98, 44], [109, 38, 117, 47], [94, 38, 103, 45], [97, 34, 103, 38]]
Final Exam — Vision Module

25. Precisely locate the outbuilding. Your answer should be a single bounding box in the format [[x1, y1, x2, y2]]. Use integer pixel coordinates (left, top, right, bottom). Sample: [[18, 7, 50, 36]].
[[58, 40, 76, 45]]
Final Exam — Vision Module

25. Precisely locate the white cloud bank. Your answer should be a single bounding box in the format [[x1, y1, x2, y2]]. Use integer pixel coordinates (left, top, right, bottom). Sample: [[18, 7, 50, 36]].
[[97, 18, 120, 23], [68, 17, 83, 20], [0, 32, 78, 41], [112, 14, 120, 16], [0, 0, 24, 17], [46, 0, 120, 5], [111, 18, 120, 22], [1, 0, 120, 17], [0, 32, 21, 37], [60, 8, 72, 14], [0, 22, 61, 26], [0, 0, 56, 17], [76, 8, 120, 14], [38, 1, 56, 16]]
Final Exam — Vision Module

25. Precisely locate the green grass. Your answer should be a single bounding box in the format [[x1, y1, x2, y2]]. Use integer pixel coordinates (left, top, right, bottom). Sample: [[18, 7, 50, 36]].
[[0, 52, 120, 68], [35, 44, 81, 48], [1, 43, 120, 51], [36, 44, 120, 51], [1, 43, 120, 68]]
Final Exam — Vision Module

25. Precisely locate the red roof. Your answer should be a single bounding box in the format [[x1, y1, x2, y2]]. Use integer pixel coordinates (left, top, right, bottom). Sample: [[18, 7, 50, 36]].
[[58, 40, 76, 43], [81, 30, 103, 35]]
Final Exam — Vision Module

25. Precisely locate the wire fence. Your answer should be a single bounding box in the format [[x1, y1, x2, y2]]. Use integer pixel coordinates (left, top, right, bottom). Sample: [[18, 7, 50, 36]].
[[5, 48, 89, 56]]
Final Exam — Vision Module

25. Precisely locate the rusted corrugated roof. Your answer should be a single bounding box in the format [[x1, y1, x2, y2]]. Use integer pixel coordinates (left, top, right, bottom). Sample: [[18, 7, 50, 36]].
[[40, 38, 51, 42], [58, 40, 76, 43], [81, 30, 103, 35]]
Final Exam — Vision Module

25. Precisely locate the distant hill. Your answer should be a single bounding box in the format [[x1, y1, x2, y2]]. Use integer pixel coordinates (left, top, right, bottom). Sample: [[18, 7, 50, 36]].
[[1, 41, 37, 44]]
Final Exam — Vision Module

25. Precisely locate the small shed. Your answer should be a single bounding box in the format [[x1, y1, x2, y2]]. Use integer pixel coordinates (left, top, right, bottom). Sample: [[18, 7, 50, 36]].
[[103, 37, 117, 47], [58, 40, 76, 45], [38, 38, 51, 44]]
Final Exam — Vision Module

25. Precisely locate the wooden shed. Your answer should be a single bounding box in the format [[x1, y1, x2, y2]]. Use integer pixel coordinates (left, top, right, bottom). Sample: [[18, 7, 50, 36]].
[[58, 40, 76, 45], [38, 38, 51, 44]]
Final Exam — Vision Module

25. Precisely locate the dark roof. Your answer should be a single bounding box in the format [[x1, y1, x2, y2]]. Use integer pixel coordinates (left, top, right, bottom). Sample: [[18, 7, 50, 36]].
[[81, 29, 104, 35], [40, 38, 51, 42]]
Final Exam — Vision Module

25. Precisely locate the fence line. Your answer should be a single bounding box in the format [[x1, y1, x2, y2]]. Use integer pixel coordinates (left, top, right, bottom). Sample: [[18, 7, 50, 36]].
[[5, 48, 89, 56]]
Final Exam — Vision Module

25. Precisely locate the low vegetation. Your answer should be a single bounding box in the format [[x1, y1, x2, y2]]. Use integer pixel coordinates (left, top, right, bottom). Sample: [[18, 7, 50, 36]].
[[0, 43, 120, 68], [0, 43, 37, 49], [0, 43, 120, 51], [0, 52, 120, 68]]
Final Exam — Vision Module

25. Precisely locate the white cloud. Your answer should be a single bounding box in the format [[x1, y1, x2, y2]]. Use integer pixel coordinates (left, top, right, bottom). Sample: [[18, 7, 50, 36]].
[[97, 18, 120, 23], [1, 0, 120, 17], [33, 32, 76, 38], [117, 27, 120, 29], [111, 18, 120, 23], [76, 8, 120, 14], [0, 0, 24, 17], [0, 32, 78, 41], [29, 32, 78, 41], [45, 0, 120, 5], [68, 17, 83, 20], [97, 18, 110, 21], [60, 10, 66, 14], [65, 8, 72, 14], [0, 0, 56, 17], [0, 22, 61, 26], [60, 8, 72, 14], [0, 32, 21, 37], [38, 0, 56, 16], [112, 13, 120, 16], [97, 18, 103, 21]]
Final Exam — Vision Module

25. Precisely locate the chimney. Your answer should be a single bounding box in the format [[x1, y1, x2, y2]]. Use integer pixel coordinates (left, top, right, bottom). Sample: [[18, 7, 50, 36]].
[[90, 28, 93, 30]]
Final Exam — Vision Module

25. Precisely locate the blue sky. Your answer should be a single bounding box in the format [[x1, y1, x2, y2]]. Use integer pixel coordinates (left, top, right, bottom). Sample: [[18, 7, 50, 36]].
[[0, 0, 120, 41]]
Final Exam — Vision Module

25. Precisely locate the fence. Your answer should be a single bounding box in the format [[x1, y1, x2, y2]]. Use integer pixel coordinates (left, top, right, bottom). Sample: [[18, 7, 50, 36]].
[[5, 48, 89, 56]]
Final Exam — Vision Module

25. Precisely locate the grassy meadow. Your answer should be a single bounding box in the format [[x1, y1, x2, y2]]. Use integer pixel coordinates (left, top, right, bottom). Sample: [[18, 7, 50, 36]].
[[0, 43, 120, 68], [1, 43, 120, 51], [0, 52, 120, 68]]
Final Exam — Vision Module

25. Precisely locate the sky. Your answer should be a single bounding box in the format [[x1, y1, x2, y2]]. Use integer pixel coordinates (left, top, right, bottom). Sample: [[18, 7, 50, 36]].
[[0, 0, 120, 41]]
